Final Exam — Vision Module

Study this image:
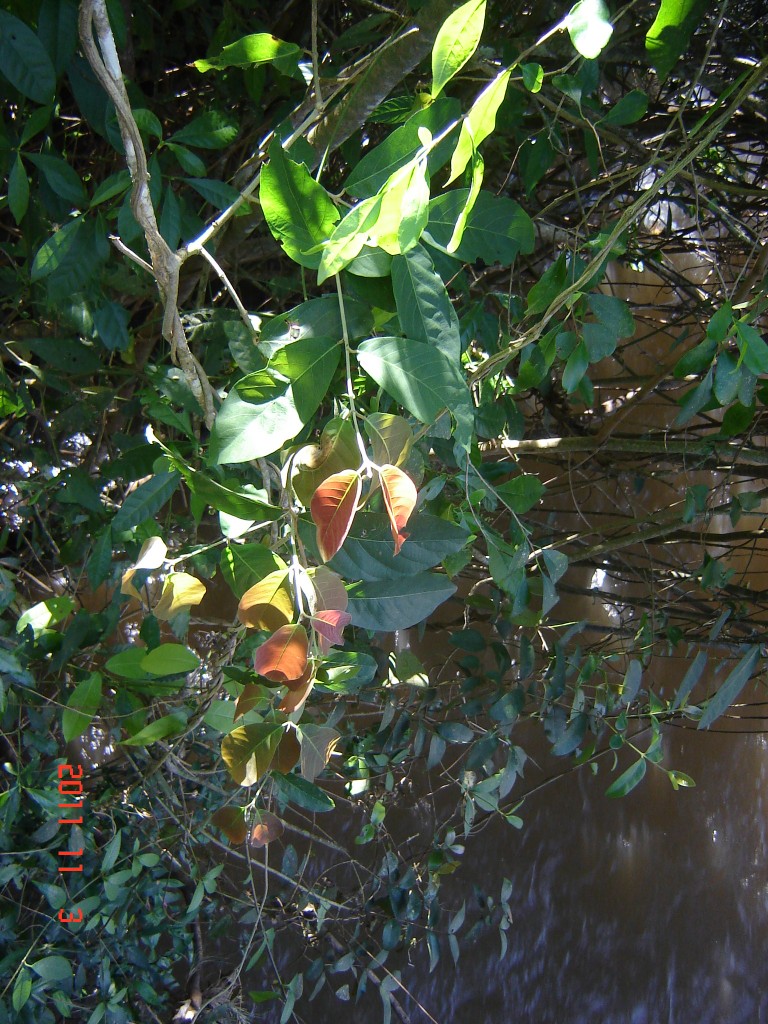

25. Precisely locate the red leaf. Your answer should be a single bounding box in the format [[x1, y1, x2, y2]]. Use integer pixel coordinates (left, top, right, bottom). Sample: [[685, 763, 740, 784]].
[[311, 470, 361, 562], [311, 609, 352, 654], [253, 624, 309, 683], [379, 464, 417, 554], [249, 810, 284, 848]]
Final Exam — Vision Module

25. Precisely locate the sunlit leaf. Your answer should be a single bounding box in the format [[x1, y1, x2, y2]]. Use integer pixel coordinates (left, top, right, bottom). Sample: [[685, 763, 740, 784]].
[[62, 672, 102, 742], [220, 544, 287, 599], [308, 565, 349, 612], [221, 724, 283, 786], [292, 418, 361, 506], [299, 724, 341, 783], [237, 569, 294, 630], [364, 413, 414, 469], [605, 756, 646, 798], [194, 33, 301, 76], [566, 0, 614, 59], [447, 67, 510, 184], [646, 0, 706, 80], [140, 644, 200, 676], [269, 336, 342, 422], [235, 683, 263, 718], [253, 624, 309, 684], [311, 470, 362, 562], [379, 464, 418, 554], [154, 573, 206, 620], [431, 0, 487, 99], [278, 676, 315, 715], [121, 711, 188, 746]]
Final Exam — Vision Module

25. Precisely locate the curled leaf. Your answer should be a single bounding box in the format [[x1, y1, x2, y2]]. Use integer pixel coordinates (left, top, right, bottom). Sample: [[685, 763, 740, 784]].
[[237, 569, 294, 630], [379, 464, 417, 554], [120, 536, 167, 600], [311, 609, 352, 654], [311, 469, 362, 562], [253, 624, 309, 684]]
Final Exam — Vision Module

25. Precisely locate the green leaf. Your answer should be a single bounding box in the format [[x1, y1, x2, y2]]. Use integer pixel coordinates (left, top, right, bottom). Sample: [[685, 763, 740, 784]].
[[140, 643, 200, 676], [194, 33, 301, 77], [587, 293, 635, 338], [0, 11, 56, 103], [521, 62, 544, 93], [271, 771, 335, 812], [425, 190, 533, 265], [90, 169, 131, 207], [12, 969, 32, 1012], [111, 471, 181, 533], [446, 150, 484, 253], [300, 511, 469, 581], [261, 295, 374, 354], [698, 645, 760, 730], [29, 956, 73, 983], [38, 0, 79, 76], [261, 142, 340, 269], [27, 153, 88, 208], [183, 176, 241, 210], [391, 245, 461, 362], [344, 98, 460, 199], [371, 154, 430, 255], [600, 89, 648, 126], [221, 724, 283, 786], [8, 153, 29, 224], [210, 388, 303, 464], [363, 413, 413, 468], [736, 322, 768, 376], [316, 195, 382, 284], [121, 711, 188, 746], [269, 337, 342, 422], [183, 471, 281, 521], [357, 335, 473, 434], [605, 756, 646, 798], [169, 111, 238, 149], [431, 0, 487, 99], [93, 301, 131, 352], [347, 572, 456, 630], [494, 474, 545, 514], [62, 672, 102, 742], [562, 340, 589, 393], [220, 544, 287, 598], [646, 0, 706, 81], [447, 68, 510, 184], [232, 368, 288, 405], [670, 649, 707, 711], [17, 595, 76, 635], [566, 0, 614, 59], [30, 218, 84, 281]]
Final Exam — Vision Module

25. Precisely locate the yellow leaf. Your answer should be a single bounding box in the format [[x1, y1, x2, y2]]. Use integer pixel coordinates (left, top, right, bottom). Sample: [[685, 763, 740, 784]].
[[154, 573, 206, 620]]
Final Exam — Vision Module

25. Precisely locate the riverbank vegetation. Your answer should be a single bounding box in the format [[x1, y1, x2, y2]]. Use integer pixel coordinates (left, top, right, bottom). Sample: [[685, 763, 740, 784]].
[[2, 0, 767, 1019]]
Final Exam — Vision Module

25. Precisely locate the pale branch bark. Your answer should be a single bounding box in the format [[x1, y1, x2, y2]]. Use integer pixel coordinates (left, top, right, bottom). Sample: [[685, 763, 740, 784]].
[[78, 0, 217, 427]]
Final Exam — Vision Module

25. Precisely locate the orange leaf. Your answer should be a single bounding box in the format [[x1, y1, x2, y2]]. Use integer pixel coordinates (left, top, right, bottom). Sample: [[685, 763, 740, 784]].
[[237, 569, 293, 630], [273, 728, 301, 772], [249, 810, 284, 848], [235, 683, 262, 719], [379, 464, 417, 554], [311, 470, 361, 562], [311, 609, 352, 654], [253, 624, 309, 683], [279, 676, 315, 714], [211, 806, 248, 845]]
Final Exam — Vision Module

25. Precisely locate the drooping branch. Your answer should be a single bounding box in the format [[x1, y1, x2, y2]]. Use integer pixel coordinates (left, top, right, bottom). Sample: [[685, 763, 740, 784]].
[[78, 0, 217, 427]]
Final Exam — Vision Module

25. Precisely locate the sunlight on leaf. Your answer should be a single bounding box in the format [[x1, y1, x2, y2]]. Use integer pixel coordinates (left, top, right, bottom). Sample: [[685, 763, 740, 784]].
[[311, 470, 362, 562]]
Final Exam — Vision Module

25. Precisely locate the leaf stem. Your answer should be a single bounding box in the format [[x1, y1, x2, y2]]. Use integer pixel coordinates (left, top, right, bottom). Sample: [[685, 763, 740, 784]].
[[335, 274, 373, 475]]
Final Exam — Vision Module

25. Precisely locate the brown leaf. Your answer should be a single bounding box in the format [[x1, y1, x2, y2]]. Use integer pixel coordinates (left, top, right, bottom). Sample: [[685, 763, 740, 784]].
[[221, 724, 282, 786], [311, 609, 352, 654], [235, 683, 262, 719], [211, 806, 247, 845], [273, 728, 301, 772], [253, 624, 309, 683], [249, 810, 284, 848], [299, 724, 341, 783], [311, 469, 362, 562], [237, 569, 293, 630], [379, 464, 417, 554]]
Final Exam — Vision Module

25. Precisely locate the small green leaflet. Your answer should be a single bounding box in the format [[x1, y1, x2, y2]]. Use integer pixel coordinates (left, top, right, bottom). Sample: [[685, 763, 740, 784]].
[[605, 756, 646, 798], [121, 711, 188, 747], [431, 0, 487, 99], [494, 474, 545, 514], [8, 154, 29, 224], [566, 0, 614, 59], [447, 67, 511, 184], [183, 470, 282, 521], [30, 218, 84, 281], [169, 111, 239, 150], [194, 33, 302, 77], [271, 771, 335, 812], [447, 149, 484, 253], [141, 643, 200, 676], [62, 672, 102, 742], [111, 471, 181, 533], [698, 645, 760, 730], [260, 142, 340, 270], [317, 195, 382, 284], [0, 10, 56, 103]]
